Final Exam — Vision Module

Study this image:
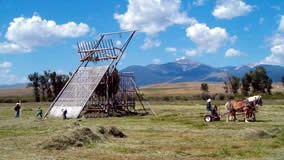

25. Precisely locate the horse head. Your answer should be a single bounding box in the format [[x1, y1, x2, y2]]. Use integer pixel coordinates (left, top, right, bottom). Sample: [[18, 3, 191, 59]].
[[255, 96, 262, 106]]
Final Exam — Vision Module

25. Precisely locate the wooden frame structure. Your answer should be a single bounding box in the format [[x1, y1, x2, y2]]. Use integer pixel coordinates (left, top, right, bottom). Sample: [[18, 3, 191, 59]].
[[44, 31, 150, 118]]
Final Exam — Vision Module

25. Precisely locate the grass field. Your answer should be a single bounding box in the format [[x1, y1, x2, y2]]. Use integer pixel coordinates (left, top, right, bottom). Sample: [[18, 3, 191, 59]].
[[0, 102, 283, 160]]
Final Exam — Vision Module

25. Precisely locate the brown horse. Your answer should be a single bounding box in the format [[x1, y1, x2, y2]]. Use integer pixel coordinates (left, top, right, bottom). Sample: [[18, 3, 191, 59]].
[[224, 100, 255, 122]]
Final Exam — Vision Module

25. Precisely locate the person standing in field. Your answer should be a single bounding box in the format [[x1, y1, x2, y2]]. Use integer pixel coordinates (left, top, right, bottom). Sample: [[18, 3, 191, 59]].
[[35, 107, 43, 118], [14, 102, 21, 118]]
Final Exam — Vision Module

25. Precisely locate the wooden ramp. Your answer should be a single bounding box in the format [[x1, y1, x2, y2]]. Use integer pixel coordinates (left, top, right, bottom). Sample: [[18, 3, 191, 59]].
[[47, 66, 109, 118]]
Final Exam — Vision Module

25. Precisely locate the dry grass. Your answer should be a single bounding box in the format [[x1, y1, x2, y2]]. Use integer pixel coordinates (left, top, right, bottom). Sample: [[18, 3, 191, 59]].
[[0, 102, 283, 160], [140, 82, 284, 96], [0, 87, 33, 97]]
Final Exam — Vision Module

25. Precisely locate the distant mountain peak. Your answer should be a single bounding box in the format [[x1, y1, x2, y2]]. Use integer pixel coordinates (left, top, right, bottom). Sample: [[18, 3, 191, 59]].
[[176, 57, 200, 65], [235, 63, 257, 70]]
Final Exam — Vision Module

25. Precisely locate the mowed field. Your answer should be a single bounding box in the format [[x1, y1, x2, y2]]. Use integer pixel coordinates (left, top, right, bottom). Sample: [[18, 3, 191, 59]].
[[0, 102, 283, 160]]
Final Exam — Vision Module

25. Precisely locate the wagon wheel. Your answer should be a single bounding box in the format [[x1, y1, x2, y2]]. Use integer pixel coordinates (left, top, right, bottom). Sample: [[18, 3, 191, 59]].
[[204, 115, 212, 122]]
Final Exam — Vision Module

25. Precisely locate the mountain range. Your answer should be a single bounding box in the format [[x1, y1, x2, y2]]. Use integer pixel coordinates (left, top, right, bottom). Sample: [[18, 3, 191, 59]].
[[121, 58, 284, 86]]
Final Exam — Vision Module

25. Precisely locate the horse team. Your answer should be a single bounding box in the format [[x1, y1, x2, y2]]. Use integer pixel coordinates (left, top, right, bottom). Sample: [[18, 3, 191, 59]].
[[224, 95, 263, 122]]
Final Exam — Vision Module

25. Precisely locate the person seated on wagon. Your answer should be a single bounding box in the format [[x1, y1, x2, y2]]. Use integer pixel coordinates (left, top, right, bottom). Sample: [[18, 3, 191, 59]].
[[206, 98, 216, 115]]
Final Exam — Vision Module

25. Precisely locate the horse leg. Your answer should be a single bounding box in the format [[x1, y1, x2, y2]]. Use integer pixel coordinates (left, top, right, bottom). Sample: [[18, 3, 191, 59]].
[[244, 111, 249, 123], [252, 111, 256, 122]]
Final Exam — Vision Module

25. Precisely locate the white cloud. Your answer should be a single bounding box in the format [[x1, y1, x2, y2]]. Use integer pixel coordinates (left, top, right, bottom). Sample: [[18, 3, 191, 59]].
[[260, 33, 284, 65], [185, 23, 232, 55], [225, 48, 241, 57], [176, 56, 186, 61], [193, 0, 206, 6], [184, 49, 199, 56], [244, 26, 249, 32], [0, 42, 31, 53], [0, 61, 12, 68], [152, 58, 161, 64], [114, 0, 196, 35], [165, 47, 177, 55], [261, 44, 284, 65], [0, 15, 90, 53], [212, 0, 252, 19], [141, 38, 161, 49], [271, 5, 280, 11], [116, 40, 122, 46], [278, 16, 284, 32], [0, 61, 26, 85]]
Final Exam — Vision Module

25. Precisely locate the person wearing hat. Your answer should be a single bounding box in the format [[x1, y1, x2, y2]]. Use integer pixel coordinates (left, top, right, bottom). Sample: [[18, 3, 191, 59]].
[[14, 102, 21, 118], [206, 98, 215, 115]]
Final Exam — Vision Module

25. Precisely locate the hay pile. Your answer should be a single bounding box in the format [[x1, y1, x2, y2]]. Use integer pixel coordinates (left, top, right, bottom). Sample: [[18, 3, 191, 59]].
[[41, 126, 126, 150]]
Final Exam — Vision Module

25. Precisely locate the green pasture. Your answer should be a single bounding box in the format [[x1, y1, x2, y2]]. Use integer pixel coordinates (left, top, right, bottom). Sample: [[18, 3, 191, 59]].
[[0, 102, 283, 160]]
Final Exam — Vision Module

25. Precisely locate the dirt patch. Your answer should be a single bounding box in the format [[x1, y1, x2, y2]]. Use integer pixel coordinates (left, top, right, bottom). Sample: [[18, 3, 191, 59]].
[[41, 126, 127, 150]]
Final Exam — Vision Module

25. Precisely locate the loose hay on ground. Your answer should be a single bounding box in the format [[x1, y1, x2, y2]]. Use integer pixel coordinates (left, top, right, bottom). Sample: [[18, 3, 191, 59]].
[[41, 126, 127, 150], [41, 127, 102, 150], [240, 128, 280, 139]]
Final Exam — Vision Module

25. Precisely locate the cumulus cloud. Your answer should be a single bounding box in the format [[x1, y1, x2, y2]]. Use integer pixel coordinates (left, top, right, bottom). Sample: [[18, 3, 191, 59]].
[[0, 15, 90, 53], [114, 0, 196, 35], [152, 58, 161, 64], [141, 38, 161, 49], [185, 23, 233, 55], [260, 33, 284, 65], [261, 18, 284, 64], [225, 48, 241, 57], [278, 16, 284, 32], [212, 0, 252, 19]]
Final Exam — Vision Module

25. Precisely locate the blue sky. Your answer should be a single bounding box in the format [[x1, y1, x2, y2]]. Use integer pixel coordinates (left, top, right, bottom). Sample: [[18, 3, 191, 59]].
[[0, 0, 284, 85]]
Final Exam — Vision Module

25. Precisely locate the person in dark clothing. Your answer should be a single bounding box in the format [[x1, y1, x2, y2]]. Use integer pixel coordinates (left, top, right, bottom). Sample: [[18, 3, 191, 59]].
[[14, 103, 21, 118], [62, 108, 67, 120], [35, 107, 43, 118], [206, 98, 215, 115]]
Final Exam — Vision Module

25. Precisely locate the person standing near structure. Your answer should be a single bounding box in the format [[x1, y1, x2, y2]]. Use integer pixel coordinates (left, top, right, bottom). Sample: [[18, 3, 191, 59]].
[[35, 107, 43, 118], [14, 102, 21, 118], [62, 108, 67, 120]]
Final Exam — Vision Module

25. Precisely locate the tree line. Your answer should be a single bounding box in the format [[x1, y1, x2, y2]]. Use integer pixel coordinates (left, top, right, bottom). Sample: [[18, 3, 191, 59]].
[[27, 71, 72, 102], [201, 66, 284, 96]]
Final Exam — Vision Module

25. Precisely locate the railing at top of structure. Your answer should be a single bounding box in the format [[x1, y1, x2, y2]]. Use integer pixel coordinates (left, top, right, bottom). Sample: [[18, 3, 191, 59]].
[[76, 30, 136, 73]]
